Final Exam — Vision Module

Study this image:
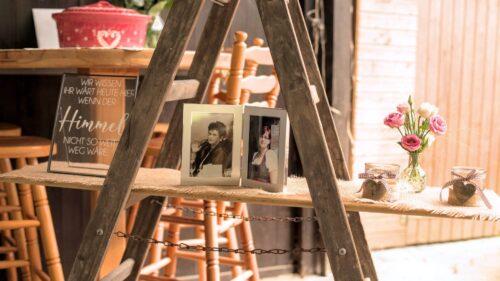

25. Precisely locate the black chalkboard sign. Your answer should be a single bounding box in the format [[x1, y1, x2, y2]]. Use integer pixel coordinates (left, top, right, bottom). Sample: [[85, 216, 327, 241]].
[[48, 74, 139, 177]]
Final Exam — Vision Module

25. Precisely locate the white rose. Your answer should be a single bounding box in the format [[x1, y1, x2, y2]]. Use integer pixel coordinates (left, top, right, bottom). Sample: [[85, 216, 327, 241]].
[[426, 134, 435, 147], [418, 102, 438, 118]]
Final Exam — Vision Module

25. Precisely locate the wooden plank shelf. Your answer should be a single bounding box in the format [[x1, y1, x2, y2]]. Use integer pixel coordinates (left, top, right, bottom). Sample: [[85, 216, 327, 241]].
[[1, 162, 498, 221], [0, 48, 232, 71]]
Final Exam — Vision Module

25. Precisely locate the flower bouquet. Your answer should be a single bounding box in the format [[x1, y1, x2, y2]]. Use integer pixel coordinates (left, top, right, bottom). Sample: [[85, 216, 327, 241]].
[[384, 96, 447, 192]]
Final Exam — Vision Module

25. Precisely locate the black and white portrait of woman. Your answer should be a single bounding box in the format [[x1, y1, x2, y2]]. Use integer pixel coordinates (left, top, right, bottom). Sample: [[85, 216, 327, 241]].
[[242, 107, 289, 192], [248, 120, 279, 184], [182, 104, 242, 185]]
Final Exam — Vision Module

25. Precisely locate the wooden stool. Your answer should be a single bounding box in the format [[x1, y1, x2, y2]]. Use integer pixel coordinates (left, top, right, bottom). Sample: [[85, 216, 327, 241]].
[[138, 140, 259, 281], [0, 123, 21, 137], [0, 136, 64, 281]]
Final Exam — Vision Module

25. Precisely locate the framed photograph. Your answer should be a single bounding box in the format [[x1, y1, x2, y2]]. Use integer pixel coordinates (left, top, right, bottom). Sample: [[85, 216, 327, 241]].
[[242, 107, 289, 192], [181, 104, 243, 185]]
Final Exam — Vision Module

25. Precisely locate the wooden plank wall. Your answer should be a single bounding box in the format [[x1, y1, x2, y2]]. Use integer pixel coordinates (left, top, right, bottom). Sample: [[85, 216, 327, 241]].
[[353, 0, 418, 249], [354, 0, 499, 250], [410, 0, 500, 244]]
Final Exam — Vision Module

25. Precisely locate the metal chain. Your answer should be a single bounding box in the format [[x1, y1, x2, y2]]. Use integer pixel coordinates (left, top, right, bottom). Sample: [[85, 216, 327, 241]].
[[115, 231, 325, 255], [151, 199, 318, 223]]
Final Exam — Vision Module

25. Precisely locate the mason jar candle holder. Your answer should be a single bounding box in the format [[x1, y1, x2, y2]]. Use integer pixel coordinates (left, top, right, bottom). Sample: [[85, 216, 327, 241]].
[[359, 163, 400, 201], [448, 166, 486, 207]]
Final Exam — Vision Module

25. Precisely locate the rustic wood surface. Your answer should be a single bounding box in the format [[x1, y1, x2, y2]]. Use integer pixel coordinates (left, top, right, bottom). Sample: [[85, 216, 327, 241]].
[[258, 1, 363, 279], [66, 1, 205, 280], [2, 162, 500, 221], [0, 48, 231, 71], [164, 80, 199, 102], [121, 1, 242, 280], [100, 259, 134, 281], [286, 1, 378, 280]]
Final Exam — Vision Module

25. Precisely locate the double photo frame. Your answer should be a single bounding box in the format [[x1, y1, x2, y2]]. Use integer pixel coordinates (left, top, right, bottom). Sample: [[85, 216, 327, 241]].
[[181, 104, 289, 192]]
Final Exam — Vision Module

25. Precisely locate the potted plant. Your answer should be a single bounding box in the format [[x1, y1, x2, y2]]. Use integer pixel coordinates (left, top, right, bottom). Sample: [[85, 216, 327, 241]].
[[111, 0, 173, 47]]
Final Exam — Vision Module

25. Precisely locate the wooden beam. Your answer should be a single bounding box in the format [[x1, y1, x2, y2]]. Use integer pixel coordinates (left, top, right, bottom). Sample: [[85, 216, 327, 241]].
[[120, 2, 242, 280], [325, 0, 355, 168], [101, 259, 135, 281], [67, 1, 205, 280], [256, 1, 364, 280], [287, 1, 378, 280], [165, 80, 200, 102]]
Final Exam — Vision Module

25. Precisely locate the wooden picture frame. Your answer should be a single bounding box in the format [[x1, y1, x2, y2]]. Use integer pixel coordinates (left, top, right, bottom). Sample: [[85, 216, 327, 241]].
[[181, 104, 242, 185], [241, 106, 289, 192]]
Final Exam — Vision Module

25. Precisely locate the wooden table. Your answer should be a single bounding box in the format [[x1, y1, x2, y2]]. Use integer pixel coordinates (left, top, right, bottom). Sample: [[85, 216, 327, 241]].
[[0, 48, 232, 74]]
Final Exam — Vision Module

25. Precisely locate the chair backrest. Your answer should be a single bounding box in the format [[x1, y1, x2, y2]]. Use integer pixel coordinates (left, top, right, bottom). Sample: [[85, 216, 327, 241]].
[[211, 31, 280, 108]]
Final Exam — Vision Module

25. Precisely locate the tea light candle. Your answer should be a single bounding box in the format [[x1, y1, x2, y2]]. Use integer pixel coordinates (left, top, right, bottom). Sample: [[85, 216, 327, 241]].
[[359, 163, 400, 201], [448, 166, 486, 207]]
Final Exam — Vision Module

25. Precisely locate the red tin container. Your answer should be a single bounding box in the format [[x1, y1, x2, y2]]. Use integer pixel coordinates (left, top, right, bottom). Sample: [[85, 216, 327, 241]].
[[52, 1, 151, 48]]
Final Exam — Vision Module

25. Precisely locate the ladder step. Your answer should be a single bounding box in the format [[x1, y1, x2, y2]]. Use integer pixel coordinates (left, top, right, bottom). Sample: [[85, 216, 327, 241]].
[[218, 218, 242, 234], [139, 275, 179, 281], [0, 260, 30, 269], [0, 220, 40, 230], [0, 246, 17, 253], [231, 270, 254, 281], [165, 79, 199, 102], [0, 205, 22, 213], [140, 257, 171, 275], [160, 215, 204, 226], [176, 250, 245, 266], [175, 237, 228, 247], [101, 258, 135, 281]]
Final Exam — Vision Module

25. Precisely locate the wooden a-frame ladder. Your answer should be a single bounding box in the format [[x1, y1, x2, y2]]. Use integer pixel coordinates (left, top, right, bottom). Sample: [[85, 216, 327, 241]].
[[68, 1, 377, 281]]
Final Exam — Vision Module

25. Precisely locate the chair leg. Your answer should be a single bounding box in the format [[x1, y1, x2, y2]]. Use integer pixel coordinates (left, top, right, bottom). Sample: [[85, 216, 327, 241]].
[[217, 201, 242, 278], [15, 158, 43, 281], [0, 159, 32, 281], [0, 182, 18, 281], [26, 158, 64, 281], [148, 221, 165, 276], [226, 224, 243, 278], [127, 204, 140, 234], [164, 198, 182, 278], [195, 210, 206, 281], [204, 200, 220, 281], [237, 203, 259, 281]]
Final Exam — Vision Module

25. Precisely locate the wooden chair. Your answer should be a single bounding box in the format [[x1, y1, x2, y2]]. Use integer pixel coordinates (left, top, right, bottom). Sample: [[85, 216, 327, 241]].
[[209, 31, 280, 107], [0, 136, 64, 281], [135, 31, 282, 281], [136, 32, 279, 280]]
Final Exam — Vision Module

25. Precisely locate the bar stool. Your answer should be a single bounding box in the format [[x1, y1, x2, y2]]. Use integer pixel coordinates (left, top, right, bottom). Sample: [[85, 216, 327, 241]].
[[0, 136, 64, 281], [0, 122, 22, 280], [0, 123, 22, 137]]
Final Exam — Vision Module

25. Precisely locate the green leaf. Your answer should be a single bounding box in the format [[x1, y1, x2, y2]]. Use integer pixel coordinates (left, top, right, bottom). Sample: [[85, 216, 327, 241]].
[[148, 1, 168, 15]]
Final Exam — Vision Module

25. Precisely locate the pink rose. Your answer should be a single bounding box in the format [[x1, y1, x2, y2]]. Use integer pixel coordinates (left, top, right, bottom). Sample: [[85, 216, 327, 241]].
[[401, 134, 421, 152], [397, 103, 410, 113], [384, 112, 405, 128], [429, 115, 447, 135]]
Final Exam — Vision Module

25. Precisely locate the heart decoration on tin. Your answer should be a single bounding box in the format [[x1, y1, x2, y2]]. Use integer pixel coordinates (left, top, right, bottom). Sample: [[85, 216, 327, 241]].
[[96, 30, 122, 48]]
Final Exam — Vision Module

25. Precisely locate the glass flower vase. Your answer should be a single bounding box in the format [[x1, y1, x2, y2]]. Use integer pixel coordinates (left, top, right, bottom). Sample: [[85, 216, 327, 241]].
[[398, 153, 426, 193]]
